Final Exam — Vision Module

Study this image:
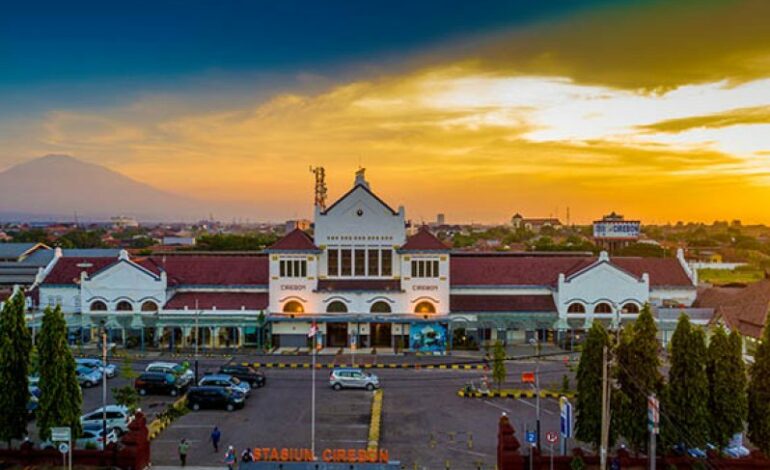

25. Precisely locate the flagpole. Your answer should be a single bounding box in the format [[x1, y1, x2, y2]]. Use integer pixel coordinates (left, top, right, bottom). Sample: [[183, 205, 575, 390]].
[[311, 321, 317, 459]]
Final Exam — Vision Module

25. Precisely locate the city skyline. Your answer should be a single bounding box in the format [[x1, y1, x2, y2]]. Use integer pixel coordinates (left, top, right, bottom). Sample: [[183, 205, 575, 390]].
[[2, 0, 770, 224]]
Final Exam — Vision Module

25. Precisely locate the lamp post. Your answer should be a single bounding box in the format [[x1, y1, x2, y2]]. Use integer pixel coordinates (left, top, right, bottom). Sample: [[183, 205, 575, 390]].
[[529, 336, 541, 450], [99, 320, 107, 452], [194, 300, 200, 383]]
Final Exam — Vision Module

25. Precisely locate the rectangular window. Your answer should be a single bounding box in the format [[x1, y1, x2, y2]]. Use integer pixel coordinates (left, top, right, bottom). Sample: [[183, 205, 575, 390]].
[[412, 259, 440, 278], [328, 249, 339, 276], [368, 249, 380, 276], [341, 249, 352, 276], [354, 249, 366, 276], [280, 259, 307, 278], [380, 249, 392, 276]]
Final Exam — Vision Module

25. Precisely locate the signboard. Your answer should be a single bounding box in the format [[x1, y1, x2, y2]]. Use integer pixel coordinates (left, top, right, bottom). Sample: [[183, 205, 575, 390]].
[[58, 443, 69, 454], [248, 447, 390, 464], [409, 323, 446, 352], [51, 427, 71, 442], [559, 397, 573, 438], [526, 431, 537, 444], [593, 221, 640, 239], [545, 432, 559, 444], [648, 395, 660, 434], [521, 372, 535, 384]]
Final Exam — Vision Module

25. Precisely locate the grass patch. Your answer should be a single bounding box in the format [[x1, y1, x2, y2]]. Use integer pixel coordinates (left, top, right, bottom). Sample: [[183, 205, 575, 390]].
[[698, 267, 764, 285]]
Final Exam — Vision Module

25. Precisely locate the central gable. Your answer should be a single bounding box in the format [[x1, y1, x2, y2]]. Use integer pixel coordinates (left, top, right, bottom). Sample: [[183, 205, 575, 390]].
[[314, 175, 406, 247]]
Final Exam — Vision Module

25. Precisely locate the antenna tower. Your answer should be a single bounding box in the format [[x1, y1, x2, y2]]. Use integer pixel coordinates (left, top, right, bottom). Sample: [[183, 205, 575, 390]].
[[309, 166, 328, 210]]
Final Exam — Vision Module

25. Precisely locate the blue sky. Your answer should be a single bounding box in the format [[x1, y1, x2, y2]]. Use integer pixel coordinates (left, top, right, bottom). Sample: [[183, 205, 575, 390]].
[[0, 0, 610, 112]]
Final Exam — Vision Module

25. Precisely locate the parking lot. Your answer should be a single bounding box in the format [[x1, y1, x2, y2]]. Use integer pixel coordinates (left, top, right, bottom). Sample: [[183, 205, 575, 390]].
[[46, 354, 572, 469]]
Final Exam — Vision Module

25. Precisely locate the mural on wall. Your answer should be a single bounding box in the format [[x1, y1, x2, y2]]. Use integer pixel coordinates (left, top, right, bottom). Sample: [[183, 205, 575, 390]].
[[409, 322, 447, 352]]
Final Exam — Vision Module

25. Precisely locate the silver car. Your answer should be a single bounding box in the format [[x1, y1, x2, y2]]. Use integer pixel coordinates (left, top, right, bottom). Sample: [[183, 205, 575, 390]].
[[198, 374, 251, 397], [329, 368, 380, 391], [76, 365, 103, 388], [76, 358, 117, 378]]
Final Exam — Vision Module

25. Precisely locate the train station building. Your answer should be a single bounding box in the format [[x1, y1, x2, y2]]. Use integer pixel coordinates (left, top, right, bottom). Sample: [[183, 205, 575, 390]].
[[32, 170, 698, 352]]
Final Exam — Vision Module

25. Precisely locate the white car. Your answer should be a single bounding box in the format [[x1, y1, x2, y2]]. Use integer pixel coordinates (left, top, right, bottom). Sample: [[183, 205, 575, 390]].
[[81, 405, 134, 435], [76, 358, 117, 378], [145, 362, 194, 383]]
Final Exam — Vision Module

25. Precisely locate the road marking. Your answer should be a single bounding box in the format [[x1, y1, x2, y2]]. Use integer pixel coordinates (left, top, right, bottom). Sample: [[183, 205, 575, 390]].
[[482, 400, 513, 413], [165, 425, 212, 428]]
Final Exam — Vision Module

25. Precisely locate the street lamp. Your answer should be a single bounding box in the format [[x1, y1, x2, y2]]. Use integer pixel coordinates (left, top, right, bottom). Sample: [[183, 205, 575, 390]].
[[529, 336, 541, 450], [99, 319, 107, 453]]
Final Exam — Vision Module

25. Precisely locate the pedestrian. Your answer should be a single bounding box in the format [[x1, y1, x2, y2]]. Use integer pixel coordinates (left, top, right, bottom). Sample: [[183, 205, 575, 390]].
[[241, 448, 253, 463], [224, 445, 237, 470], [210, 426, 221, 452], [178, 438, 190, 467]]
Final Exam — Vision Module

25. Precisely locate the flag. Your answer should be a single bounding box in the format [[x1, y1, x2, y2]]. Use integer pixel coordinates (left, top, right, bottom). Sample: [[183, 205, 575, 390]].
[[308, 321, 318, 338]]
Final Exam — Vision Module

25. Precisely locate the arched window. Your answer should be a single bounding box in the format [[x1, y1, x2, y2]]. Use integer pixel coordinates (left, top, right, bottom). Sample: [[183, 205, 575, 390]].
[[116, 300, 133, 312], [414, 301, 436, 314], [622, 303, 640, 314], [283, 301, 304, 314], [326, 301, 348, 313], [90, 300, 107, 312], [370, 301, 392, 313], [567, 303, 585, 314], [594, 302, 613, 314], [141, 301, 159, 312]]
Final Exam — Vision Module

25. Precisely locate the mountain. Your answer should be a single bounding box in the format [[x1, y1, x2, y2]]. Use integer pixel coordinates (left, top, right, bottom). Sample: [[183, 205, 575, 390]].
[[0, 155, 229, 222]]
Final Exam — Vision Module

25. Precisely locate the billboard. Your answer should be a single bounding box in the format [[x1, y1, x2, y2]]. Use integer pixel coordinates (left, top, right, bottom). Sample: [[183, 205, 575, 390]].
[[409, 322, 447, 352], [593, 221, 640, 239]]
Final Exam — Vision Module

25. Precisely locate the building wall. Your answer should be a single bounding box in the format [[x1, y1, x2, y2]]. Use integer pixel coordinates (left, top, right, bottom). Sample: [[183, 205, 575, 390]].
[[80, 260, 166, 312]]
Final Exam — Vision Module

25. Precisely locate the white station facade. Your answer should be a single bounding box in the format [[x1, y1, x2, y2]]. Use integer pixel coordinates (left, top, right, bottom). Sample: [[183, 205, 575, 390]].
[[33, 170, 698, 351]]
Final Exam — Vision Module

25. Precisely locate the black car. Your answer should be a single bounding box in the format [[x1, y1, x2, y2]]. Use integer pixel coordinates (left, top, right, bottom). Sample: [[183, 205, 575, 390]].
[[134, 372, 189, 396], [218, 364, 266, 388], [186, 386, 245, 411]]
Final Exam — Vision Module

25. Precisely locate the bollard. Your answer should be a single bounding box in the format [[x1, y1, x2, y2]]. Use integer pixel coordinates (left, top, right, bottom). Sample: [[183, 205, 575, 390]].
[[448, 431, 455, 443], [445, 460, 450, 469], [467, 432, 473, 449]]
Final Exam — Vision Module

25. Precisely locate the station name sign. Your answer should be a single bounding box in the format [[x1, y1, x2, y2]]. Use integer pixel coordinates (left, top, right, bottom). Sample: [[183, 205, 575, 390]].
[[593, 221, 640, 239], [280, 285, 307, 291], [251, 447, 389, 463]]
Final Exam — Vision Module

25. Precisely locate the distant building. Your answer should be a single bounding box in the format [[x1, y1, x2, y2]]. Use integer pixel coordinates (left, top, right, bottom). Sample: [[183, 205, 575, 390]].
[[592, 212, 640, 253], [111, 216, 139, 229], [162, 236, 196, 246], [511, 213, 562, 232], [286, 219, 312, 232], [436, 213, 445, 225]]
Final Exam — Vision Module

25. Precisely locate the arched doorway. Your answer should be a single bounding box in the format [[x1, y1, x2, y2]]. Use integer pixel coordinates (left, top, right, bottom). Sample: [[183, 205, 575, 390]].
[[218, 327, 239, 348]]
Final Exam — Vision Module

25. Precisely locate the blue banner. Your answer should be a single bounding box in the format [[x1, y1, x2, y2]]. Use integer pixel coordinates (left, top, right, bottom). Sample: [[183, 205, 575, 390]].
[[409, 323, 446, 352]]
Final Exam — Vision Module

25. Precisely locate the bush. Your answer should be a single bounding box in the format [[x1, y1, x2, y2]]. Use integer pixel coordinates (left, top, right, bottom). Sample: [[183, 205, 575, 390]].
[[569, 456, 585, 470]]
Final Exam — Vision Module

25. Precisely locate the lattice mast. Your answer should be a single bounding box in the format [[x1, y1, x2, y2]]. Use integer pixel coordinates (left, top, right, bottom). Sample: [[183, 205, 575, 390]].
[[309, 166, 327, 211]]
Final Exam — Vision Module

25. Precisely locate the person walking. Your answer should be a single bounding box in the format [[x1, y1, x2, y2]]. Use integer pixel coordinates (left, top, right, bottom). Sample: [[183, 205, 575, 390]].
[[178, 438, 190, 467], [210, 426, 221, 452], [224, 445, 237, 470]]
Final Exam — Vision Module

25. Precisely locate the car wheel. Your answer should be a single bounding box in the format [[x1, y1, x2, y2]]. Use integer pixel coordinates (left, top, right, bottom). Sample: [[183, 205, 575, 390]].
[[226, 403, 235, 412], [366, 383, 375, 391], [333, 383, 342, 391], [170, 389, 178, 397], [192, 403, 201, 411], [138, 389, 147, 396]]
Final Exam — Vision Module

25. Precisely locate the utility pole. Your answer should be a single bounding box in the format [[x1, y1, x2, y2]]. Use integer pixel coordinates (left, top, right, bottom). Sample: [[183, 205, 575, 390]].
[[648, 394, 659, 470], [600, 345, 610, 470], [530, 337, 542, 450], [309, 321, 318, 459]]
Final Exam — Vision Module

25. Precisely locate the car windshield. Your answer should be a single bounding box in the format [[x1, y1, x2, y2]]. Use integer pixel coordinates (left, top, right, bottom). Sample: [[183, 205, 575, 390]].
[[76, 366, 92, 374]]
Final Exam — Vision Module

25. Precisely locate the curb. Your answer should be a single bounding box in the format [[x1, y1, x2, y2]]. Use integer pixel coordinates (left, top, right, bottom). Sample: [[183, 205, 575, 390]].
[[244, 362, 485, 370], [457, 389, 575, 399], [147, 396, 188, 441], [367, 389, 383, 452]]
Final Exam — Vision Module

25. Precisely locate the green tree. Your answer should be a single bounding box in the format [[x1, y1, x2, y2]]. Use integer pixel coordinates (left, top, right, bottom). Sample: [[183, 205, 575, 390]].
[[0, 290, 33, 446], [113, 358, 139, 413], [575, 322, 610, 449], [492, 340, 506, 391], [37, 305, 82, 441], [613, 304, 662, 453], [707, 327, 747, 449], [749, 324, 770, 454], [663, 315, 709, 447]]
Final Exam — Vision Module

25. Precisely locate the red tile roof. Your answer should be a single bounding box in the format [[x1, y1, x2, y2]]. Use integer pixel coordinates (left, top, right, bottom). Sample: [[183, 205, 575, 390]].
[[42, 257, 118, 285], [450, 294, 556, 312], [317, 279, 401, 292], [150, 254, 268, 286], [165, 291, 268, 310], [450, 254, 694, 287], [267, 229, 319, 251], [400, 227, 449, 251], [695, 279, 770, 338]]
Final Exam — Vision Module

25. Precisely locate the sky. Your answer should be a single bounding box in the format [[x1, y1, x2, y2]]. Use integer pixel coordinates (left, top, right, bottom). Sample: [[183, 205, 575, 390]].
[[1, 0, 770, 224]]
